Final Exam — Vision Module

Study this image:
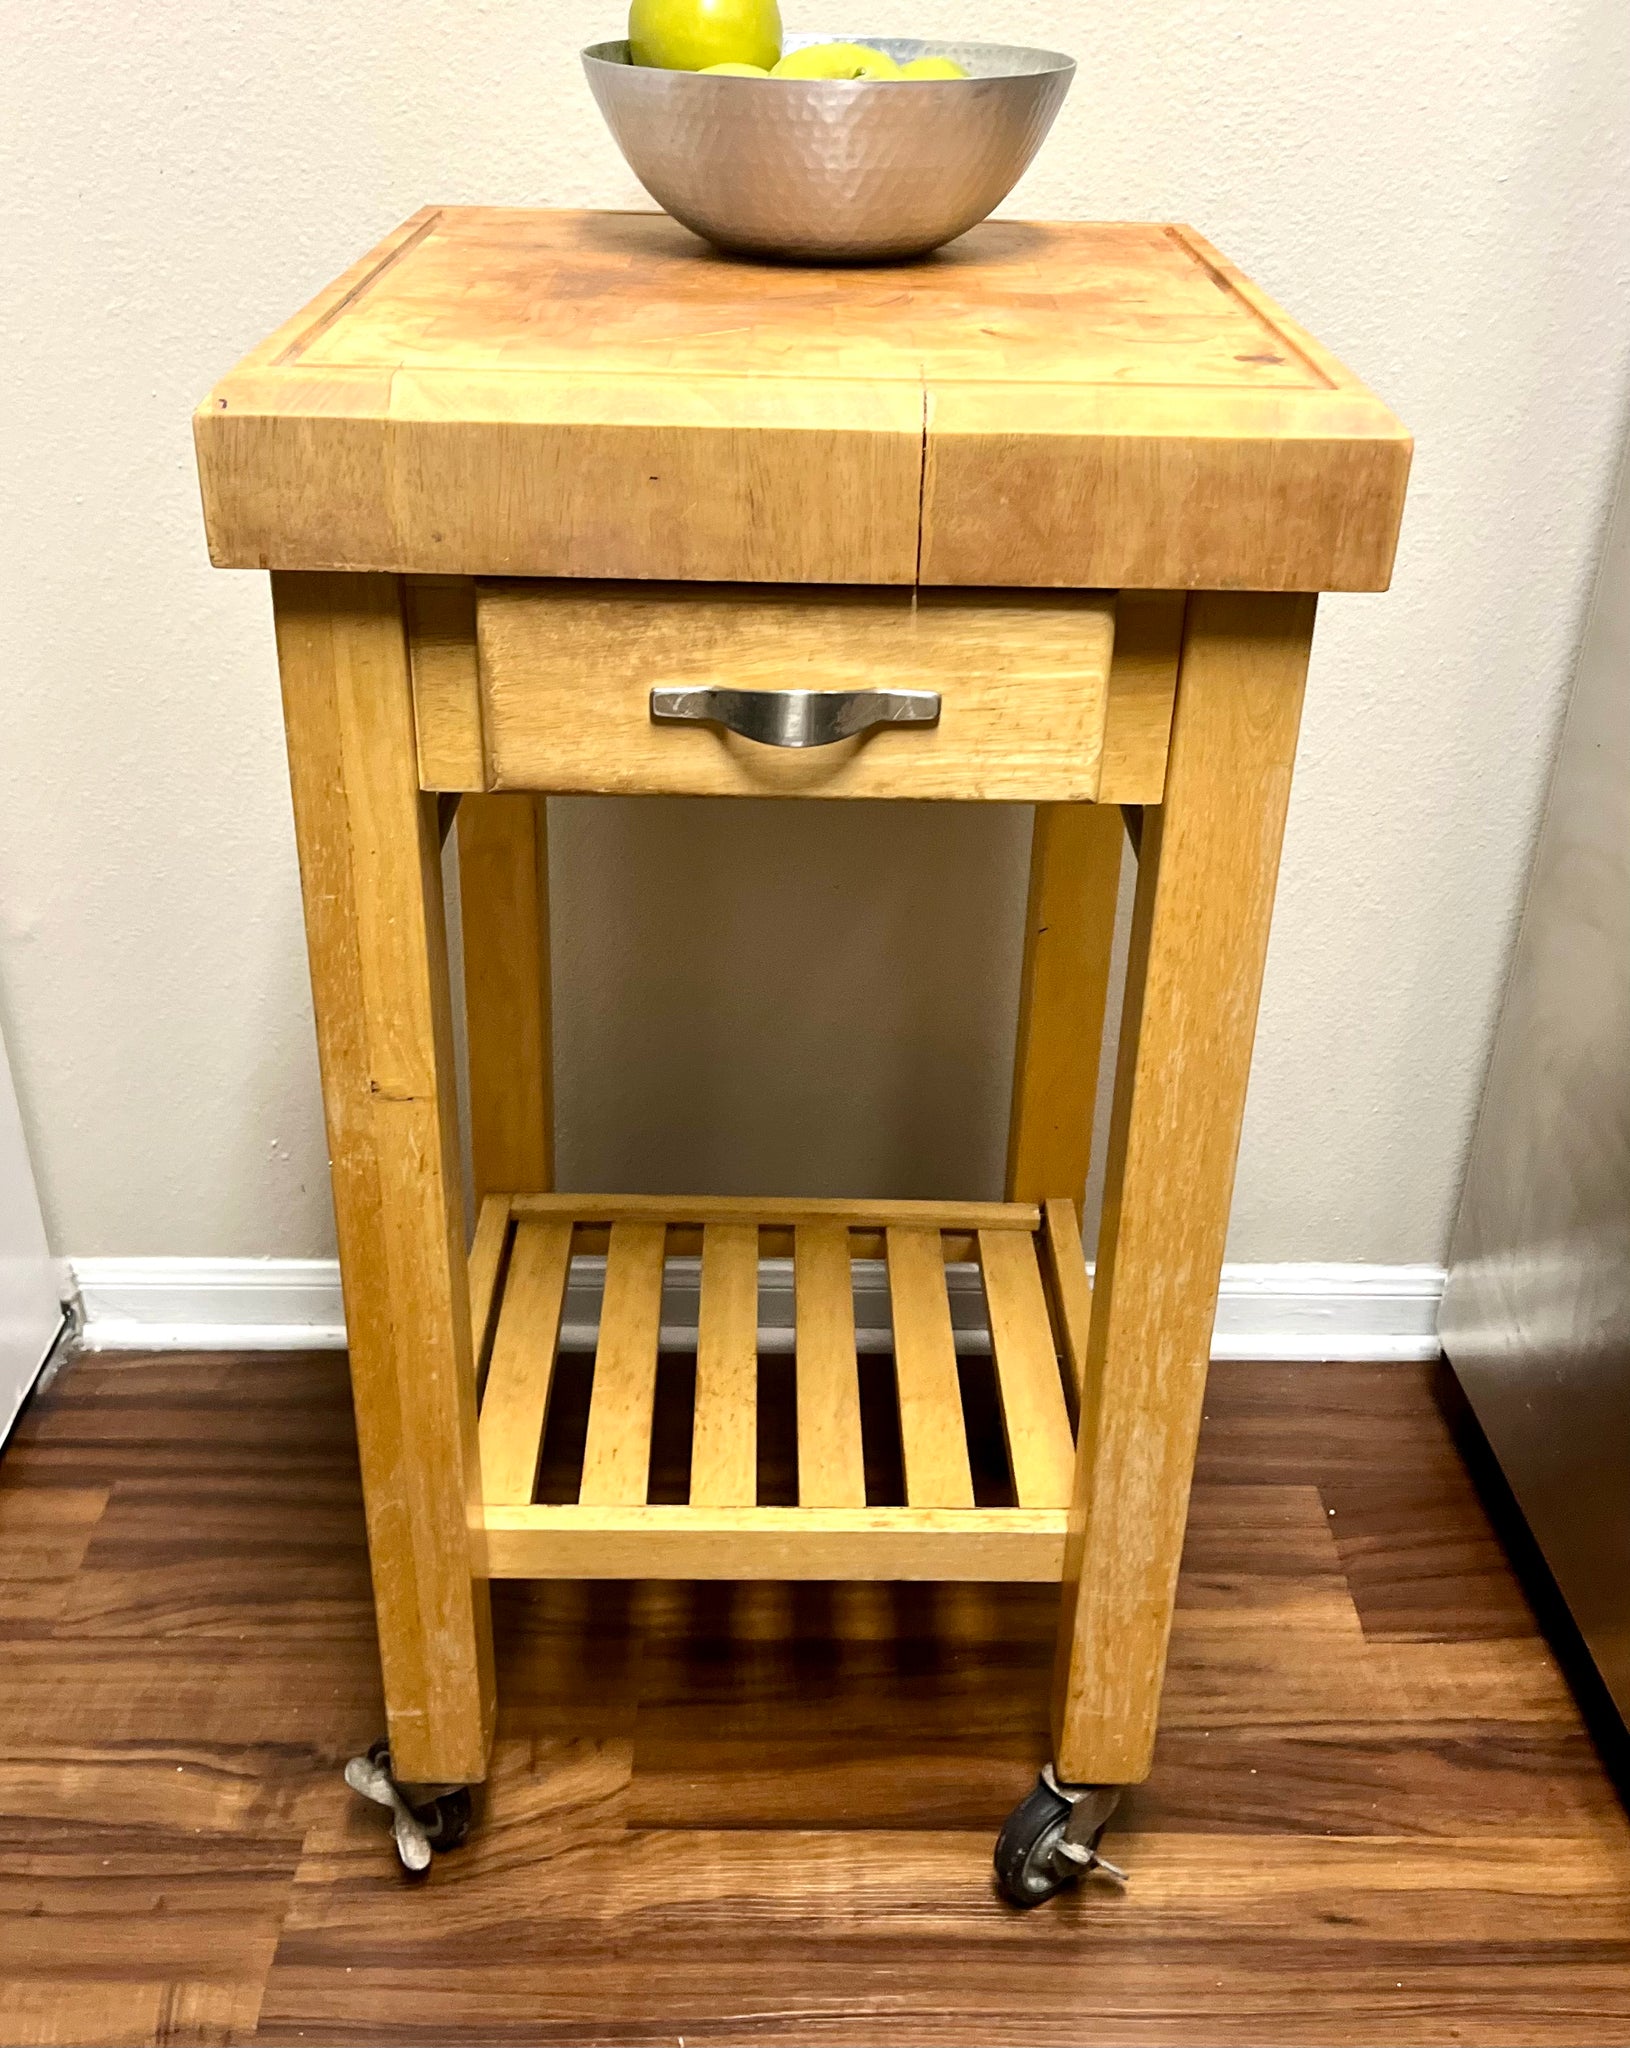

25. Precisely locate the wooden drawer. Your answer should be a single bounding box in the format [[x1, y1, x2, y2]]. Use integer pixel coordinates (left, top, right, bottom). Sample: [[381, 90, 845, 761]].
[[408, 580, 1182, 804]]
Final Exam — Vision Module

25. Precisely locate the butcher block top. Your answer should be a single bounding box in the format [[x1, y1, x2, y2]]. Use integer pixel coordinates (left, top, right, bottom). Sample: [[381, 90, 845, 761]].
[[194, 207, 1410, 591]]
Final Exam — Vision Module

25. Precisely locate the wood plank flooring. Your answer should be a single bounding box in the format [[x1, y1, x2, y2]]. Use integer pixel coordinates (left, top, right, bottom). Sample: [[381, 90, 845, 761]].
[[1, 1351, 1627, 2046]]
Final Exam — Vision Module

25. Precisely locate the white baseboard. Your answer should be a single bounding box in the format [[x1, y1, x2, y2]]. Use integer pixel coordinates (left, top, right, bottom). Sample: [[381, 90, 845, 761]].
[[70, 1254, 1445, 1364], [71, 1258, 348, 1353]]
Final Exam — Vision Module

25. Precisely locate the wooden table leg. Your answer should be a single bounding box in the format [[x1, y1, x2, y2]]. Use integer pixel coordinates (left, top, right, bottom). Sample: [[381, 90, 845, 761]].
[[1005, 802, 1124, 1213], [273, 571, 495, 1787], [1052, 591, 1317, 1786], [457, 792, 554, 1202]]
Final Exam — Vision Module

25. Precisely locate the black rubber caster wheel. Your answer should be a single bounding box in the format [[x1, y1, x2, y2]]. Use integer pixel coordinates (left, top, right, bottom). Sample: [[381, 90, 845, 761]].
[[994, 1774, 1078, 1908], [350, 1740, 474, 1874], [365, 1742, 473, 1852], [418, 1783, 473, 1851]]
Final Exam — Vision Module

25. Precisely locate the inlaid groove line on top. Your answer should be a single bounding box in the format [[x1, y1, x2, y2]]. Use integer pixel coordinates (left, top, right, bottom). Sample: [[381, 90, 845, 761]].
[[467, 1193, 512, 1381], [272, 209, 444, 367], [578, 1221, 668, 1507], [794, 1224, 865, 1509], [476, 1217, 572, 1507], [884, 1227, 975, 1508], [691, 1223, 760, 1508], [1042, 1197, 1093, 1409], [978, 1227, 1076, 1508]]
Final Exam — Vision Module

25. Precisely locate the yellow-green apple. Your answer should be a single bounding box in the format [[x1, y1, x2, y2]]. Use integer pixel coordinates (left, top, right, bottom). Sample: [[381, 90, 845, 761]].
[[897, 55, 968, 78], [628, 0, 781, 72], [771, 41, 901, 78]]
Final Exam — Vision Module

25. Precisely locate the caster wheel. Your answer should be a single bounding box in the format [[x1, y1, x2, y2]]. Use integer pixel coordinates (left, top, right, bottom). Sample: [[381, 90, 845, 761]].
[[994, 1771, 1125, 1909], [365, 1742, 473, 1852], [417, 1783, 473, 1851], [348, 1740, 474, 1875], [994, 1774, 1077, 1908]]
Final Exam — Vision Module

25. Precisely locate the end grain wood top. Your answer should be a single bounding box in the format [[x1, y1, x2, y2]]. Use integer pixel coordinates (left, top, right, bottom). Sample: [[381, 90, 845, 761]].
[[195, 207, 1410, 591]]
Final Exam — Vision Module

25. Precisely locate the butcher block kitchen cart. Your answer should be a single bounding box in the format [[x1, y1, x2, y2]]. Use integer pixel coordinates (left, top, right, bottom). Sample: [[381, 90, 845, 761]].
[[194, 208, 1409, 1899]]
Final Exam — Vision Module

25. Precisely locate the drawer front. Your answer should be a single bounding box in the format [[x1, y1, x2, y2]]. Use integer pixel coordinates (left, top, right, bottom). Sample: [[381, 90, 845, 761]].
[[410, 580, 1180, 804]]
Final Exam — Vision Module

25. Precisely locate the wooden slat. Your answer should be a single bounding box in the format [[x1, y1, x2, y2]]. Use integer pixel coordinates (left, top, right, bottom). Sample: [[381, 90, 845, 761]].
[[1041, 1199, 1094, 1409], [467, 1194, 511, 1374], [560, 1222, 984, 1263], [884, 1228, 974, 1509], [978, 1228, 1075, 1509], [457, 792, 553, 1204], [794, 1224, 865, 1509], [475, 1219, 573, 1507], [691, 1223, 759, 1508], [515, 1192, 1038, 1231], [480, 1504, 1067, 1582], [578, 1222, 667, 1507], [1005, 802, 1124, 1211]]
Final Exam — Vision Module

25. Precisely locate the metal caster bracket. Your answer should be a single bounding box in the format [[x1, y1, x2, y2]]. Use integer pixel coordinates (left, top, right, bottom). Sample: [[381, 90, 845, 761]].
[[1042, 1766, 1128, 1884], [344, 1742, 472, 1875], [994, 1768, 1127, 1908]]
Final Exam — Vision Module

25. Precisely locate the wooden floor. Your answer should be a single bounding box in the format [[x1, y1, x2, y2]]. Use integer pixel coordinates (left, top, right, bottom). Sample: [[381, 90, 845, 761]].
[[2, 1349, 1628, 2047]]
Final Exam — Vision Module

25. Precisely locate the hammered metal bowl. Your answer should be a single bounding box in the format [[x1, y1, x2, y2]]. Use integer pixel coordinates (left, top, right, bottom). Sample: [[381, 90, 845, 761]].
[[583, 34, 1074, 262]]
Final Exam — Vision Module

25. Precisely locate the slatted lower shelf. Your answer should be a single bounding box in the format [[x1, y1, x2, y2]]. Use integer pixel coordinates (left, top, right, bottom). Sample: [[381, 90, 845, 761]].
[[470, 1193, 1092, 1584]]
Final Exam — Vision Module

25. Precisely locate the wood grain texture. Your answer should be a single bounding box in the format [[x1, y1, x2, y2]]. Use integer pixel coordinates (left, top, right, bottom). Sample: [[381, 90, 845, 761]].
[[404, 575, 485, 790], [466, 1194, 511, 1379], [794, 1224, 865, 1509], [978, 1229, 1076, 1510], [884, 1228, 975, 1510], [456, 792, 553, 1203], [1040, 1198, 1094, 1410], [1005, 803, 1124, 1210], [477, 581, 1133, 802], [270, 571, 492, 1786], [691, 1223, 760, 1509], [578, 1222, 667, 1508], [195, 209, 1410, 590], [3, 1351, 1625, 2047], [483, 1506, 1064, 1581], [1098, 591, 1187, 804], [513, 1192, 1038, 1231], [475, 1220, 573, 1507], [1054, 592, 1318, 1787], [471, 1194, 1077, 1564]]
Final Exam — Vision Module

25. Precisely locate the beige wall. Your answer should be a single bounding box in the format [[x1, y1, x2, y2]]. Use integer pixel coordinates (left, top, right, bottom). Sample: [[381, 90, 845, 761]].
[[4, 0, 1628, 1262]]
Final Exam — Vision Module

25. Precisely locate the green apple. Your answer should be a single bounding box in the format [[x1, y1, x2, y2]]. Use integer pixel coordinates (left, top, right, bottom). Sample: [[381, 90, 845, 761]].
[[628, 0, 781, 73], [700, 60, 771, 73], [771, 41, 902, 79], [897, 55, 968, 79]]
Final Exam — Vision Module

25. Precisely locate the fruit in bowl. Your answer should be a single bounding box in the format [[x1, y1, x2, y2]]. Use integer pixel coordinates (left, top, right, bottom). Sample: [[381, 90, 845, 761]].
[[771, 41, 901, 78], [627, 0, 781, 73], [626, 3, 969, 79], [583, 19, 1075, 262]]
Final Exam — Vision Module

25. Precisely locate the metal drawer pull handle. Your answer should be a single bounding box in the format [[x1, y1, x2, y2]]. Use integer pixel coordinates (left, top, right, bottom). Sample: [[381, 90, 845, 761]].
[[649, 685, 941, 749]]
